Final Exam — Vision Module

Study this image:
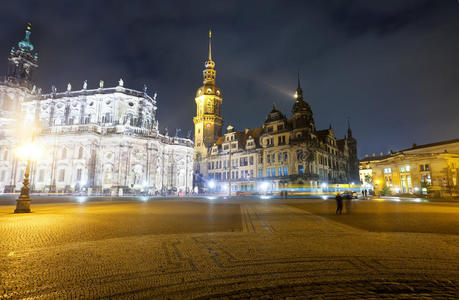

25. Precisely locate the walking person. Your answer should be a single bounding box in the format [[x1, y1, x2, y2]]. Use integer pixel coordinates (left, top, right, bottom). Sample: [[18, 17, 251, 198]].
[[335, 193, 343, 215]]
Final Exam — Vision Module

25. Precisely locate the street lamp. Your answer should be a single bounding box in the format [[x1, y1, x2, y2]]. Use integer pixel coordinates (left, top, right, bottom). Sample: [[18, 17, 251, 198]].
[[13, 125, 43, 213]]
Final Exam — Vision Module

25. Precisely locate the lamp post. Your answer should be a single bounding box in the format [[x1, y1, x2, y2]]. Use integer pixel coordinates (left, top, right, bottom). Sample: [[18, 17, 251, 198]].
[[14, 123, 42, 213], [15, 158, 32, 213]]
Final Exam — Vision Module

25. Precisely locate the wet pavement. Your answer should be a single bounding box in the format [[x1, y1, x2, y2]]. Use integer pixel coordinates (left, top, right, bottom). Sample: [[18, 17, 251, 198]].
[[0, 197, 458, 299]]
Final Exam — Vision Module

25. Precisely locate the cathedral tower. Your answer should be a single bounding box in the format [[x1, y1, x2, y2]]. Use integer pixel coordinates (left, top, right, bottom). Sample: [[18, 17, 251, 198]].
[[193, 30, 223, 158], [6, 23, 38, 89]]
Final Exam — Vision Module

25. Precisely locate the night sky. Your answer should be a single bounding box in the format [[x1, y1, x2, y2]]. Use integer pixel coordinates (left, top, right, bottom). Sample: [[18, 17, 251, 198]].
[[1, 0, 458, 158]]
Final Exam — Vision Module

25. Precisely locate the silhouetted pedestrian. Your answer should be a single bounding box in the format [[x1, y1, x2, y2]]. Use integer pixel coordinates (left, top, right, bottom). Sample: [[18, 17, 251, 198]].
[[335, 193, 343, 215]]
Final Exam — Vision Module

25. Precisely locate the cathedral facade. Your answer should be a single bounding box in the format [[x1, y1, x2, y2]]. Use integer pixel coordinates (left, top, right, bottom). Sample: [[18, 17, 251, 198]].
[[0, 24, 194, 195], [193, 32, 359, 193]]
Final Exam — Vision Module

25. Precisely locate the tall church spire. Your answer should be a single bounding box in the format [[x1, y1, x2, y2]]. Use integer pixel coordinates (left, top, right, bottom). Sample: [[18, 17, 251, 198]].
[[194, 30, 223, 158]]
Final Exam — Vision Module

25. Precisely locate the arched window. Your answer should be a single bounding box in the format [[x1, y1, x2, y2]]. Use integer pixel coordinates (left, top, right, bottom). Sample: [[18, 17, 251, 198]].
[[61, 148, 67, 159], [78, 147, 84, 159]]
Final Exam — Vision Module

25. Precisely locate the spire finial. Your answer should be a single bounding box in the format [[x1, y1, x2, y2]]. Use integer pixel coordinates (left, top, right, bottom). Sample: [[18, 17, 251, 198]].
[[297, 71, 301, 89], [347, 117, 352, 138], [295, 71, 303, 100], [208, 29, 212, 61], [18, 22, 34, 51]]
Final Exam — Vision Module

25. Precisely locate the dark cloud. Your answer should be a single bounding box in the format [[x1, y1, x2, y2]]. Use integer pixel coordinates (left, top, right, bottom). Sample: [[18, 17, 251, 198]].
[[0, 0, 458, 157]]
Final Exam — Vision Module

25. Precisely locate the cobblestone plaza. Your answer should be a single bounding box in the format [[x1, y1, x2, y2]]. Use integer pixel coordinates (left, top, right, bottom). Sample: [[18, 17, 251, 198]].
[[1, 197, 458, 299]]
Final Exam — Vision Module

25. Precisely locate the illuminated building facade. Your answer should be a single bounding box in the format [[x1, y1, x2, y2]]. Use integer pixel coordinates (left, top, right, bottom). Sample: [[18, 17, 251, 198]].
[[0, 24, 194, 194], [369, 139, 459, 198], [193, 32, 359, 192]]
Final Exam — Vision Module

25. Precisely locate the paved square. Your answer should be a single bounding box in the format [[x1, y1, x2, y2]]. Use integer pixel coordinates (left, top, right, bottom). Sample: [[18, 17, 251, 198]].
[[1, 197, 458, 299]]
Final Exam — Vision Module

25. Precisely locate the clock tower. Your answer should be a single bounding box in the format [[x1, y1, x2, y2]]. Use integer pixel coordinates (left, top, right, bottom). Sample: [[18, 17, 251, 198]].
[[193, 30, 223, 159]]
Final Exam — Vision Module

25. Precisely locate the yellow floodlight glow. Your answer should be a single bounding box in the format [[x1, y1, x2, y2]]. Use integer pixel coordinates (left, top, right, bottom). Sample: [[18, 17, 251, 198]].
[[14, 142, 45, 161], [294, 92, 298, 98]]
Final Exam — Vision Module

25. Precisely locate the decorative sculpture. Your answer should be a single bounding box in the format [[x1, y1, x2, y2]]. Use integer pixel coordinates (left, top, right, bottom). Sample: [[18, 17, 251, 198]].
[[99, 80, 104, 88], [67, 83, 72, 91], [118, 78, 124, 87], [175, 128, 181, 137], [31, 85, 36, 94], [153, 92, 157, 101], [83, 80, 87, 90], [51, 85, 57, 93], [143, 84, 148, 94]]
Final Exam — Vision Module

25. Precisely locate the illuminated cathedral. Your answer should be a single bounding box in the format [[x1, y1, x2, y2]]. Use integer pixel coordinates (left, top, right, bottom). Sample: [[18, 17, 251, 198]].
[[0, 24, 194, 195]]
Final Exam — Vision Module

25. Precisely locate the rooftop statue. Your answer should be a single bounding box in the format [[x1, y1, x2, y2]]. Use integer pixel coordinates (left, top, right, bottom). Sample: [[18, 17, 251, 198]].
[[83, 80, 87, 90], [99, 80, 104, 88], [118, 78, 124, 87], [67, 83, 71, 91]]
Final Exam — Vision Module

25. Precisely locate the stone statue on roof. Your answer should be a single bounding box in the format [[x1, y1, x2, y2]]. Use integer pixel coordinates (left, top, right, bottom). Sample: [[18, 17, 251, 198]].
[[118, 78, 124, 87], [67, 83, 71, 91], [83, 80, 87, 90], [99, 80, 104, 88]]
